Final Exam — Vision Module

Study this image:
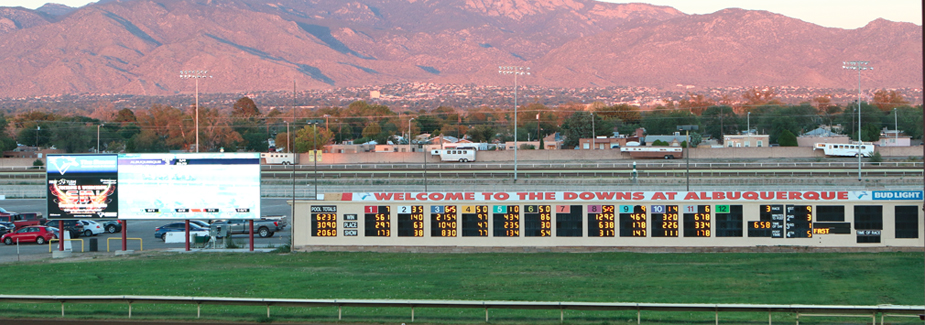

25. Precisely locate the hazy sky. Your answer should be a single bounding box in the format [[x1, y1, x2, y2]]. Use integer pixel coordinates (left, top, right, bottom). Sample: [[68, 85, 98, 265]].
[[4, 0, 922, 29]]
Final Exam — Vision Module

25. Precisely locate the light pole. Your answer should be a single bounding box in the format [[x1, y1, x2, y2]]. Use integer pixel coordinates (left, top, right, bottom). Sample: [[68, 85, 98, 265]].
[[894, 107, 898, 145], [35, 126, 40, 148], [408, 117, 415, 153], [498, 65, 530, 182], [179, 70, 211, 152], [746, 112, 750, 146], [96, 124, 101, 153], [591, 111, 595, 150], [678, 125, 698, 191], [285, 121, 290, 153], [311, 121, 318, 199], [843, 61, 872, 181]]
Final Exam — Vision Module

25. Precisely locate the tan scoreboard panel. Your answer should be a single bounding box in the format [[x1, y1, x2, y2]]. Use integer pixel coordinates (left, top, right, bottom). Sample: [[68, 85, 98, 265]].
[[293, 191, 924, 248]]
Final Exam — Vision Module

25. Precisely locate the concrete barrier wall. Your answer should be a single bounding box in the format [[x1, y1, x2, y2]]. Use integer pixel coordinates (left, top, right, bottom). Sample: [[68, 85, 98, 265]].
[[303, 146, 924, 165], [0, 158, 39, 167]]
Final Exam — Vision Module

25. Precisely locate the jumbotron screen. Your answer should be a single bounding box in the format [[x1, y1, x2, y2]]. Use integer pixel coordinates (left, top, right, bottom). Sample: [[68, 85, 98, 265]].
[[46, 154, 119, 219], [117, 153, 261, 220]]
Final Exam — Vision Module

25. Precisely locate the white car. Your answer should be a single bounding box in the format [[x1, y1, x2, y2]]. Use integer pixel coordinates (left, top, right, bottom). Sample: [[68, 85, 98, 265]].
[[78, 220, 104, 236]]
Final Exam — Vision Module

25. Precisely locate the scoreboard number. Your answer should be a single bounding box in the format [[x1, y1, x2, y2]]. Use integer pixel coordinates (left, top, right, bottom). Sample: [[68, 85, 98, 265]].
[[311, 205, 337, 237], [462, 205, 489, 237], [398, 205, 425, 237], [431, 205, 458, 237]]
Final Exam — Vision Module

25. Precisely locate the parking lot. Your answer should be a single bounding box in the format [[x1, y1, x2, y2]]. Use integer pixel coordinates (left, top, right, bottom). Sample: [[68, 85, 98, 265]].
[[0, 198, 293, 263]]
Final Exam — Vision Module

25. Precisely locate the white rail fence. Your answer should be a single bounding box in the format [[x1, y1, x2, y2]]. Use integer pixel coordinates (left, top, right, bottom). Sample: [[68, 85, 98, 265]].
[[0, 295, 921, 324]]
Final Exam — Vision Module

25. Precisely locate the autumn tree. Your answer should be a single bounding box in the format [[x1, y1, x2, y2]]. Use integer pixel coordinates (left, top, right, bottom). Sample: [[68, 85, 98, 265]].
[[741, 87, 783, 109], [134, 104, 192, 151], [872, 90, 909, 112], [198, 107, 243, 152], [812, 95, 841, 126], [114, 108, 137, 123], [596, 104, 641, 124], [678, 92, 715, 115], [232, 97, 261, 118]]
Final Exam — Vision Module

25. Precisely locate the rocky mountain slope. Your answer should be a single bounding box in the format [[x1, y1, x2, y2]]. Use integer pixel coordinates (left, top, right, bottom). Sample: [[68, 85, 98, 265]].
[[0, 0, 919, 97]]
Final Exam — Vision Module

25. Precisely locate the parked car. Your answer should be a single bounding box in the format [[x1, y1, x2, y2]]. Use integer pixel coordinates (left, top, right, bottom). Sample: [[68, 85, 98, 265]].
[[44, 220, 82, 239], [0, 221, 13, 234], [0, 209, 46, 230], [211, 219, 283, 238], [154, 222, 208, 241], [2, 225, 58, 245], [77, 220, 104, 236], [101, 220, 122, 234], [189, 220, 211, 229]]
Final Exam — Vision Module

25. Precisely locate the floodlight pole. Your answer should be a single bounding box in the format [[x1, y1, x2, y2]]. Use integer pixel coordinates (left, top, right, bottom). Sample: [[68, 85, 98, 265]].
[[180, 70, 211, 152], [408, 117, 415, 153], [313, 122, 318, 199], [842, 61, 871, 181], [498, 66, 530, 182]]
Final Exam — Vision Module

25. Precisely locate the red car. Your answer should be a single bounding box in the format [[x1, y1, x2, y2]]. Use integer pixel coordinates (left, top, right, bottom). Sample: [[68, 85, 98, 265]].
[[1, 225, 58, 245]]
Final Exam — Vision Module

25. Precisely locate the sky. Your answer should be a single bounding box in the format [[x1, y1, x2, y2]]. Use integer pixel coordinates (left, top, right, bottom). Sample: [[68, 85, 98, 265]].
[[3, 0, 922, 29]]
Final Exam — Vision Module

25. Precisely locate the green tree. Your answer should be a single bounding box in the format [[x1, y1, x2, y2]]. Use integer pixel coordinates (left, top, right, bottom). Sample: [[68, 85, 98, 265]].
[[836, 102, 882, 141], [757, 104, 819, 144], [0, 115, 16, 151], [778, 129, 798, 146], [641, 109, 699, 136], [885, 106, 923, 140], [466, 125, 496, 143], [293, 126, 335, 152], [700, 106, 739, 143], [361, 122, 382, 139], [126, 129, 167, 153], [560, 112, 613, 149]]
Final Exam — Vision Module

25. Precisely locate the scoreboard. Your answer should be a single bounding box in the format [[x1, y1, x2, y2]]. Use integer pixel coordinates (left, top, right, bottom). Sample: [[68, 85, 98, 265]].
[[293, 191, 923, 249]]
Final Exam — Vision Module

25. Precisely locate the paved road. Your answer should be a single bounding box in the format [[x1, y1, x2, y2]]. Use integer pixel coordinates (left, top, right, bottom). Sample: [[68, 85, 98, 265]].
[[0, 198, 293, 263]]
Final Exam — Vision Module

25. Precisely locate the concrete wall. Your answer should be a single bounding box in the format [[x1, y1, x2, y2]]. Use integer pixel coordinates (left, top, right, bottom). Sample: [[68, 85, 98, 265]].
[[301, 146, 924, 165]]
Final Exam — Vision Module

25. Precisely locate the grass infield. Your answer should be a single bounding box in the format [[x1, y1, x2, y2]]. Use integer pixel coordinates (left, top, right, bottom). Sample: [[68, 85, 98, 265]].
[[0, 251, 922, 324]]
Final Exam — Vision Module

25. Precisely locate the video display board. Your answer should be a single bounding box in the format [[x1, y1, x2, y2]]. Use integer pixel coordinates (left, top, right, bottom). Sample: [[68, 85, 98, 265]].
[[117, 153, 261, 219], [46, 154, 119, 219]]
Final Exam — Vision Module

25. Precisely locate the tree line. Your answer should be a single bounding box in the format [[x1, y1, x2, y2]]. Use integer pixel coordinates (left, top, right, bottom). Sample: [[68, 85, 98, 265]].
[[0, 88, 920, 153]]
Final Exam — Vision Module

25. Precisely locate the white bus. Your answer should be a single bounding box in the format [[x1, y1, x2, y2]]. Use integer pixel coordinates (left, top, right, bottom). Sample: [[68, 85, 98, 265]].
[[431, 149, 476, 162], [261, 152, 298, 165], [813, 143, 874, 157]]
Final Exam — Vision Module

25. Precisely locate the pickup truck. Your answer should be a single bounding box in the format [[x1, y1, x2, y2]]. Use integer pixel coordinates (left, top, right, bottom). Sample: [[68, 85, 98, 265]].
[[0, 209, 47, 230], [210, 218, 284, 238]]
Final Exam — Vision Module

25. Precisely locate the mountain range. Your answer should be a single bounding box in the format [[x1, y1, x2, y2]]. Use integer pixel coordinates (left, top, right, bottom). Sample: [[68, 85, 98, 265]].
[[0, 0, 920, 98]]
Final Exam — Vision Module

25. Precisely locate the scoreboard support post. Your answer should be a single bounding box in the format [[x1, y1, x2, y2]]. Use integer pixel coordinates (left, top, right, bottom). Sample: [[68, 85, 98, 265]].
[[58, 220, 64, 251], [121, 221, 127, 251], [249, 220, 255, 251], [185, 220, 190, 251]]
